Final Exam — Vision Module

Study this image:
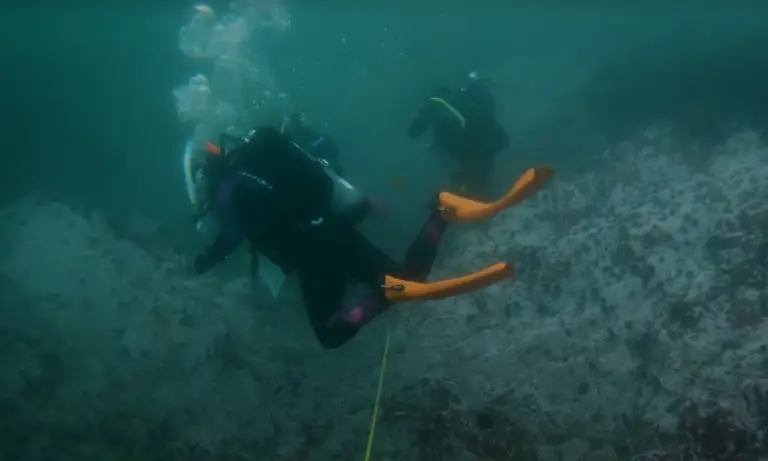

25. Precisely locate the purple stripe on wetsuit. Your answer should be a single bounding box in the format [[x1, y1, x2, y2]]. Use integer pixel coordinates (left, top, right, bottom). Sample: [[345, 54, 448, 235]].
[[327, 293, 387, 328]]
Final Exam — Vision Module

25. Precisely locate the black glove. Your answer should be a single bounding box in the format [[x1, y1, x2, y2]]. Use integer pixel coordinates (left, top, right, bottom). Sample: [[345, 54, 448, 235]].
[[194, 254, 213, 275]]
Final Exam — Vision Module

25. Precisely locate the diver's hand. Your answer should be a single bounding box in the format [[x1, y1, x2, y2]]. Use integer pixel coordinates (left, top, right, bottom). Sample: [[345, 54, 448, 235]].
[[194, 254, 213, 275]]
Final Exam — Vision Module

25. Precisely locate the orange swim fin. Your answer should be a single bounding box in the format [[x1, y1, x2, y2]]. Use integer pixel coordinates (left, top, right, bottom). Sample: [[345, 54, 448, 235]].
[[383, 261, 514, 303], [439, 165, 555, 221]]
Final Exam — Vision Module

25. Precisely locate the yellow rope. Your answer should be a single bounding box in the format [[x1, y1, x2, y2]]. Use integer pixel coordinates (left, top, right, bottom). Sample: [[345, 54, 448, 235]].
[[428, 97, 466, 129], [363, 328, 391, 461]]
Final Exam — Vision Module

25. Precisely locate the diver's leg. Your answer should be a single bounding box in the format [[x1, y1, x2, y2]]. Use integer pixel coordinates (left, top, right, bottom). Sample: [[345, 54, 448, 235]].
[[399, 209, 450, 281], [463, 156, 495, 202], [326, 211, 448, 329], [298, 268, 361, 349], [458, 160, 496, 231], [326, 207, 510, 318], [380, 205, 514, 303], [326, 163, 554, 319], [323, 227, 404, 330], [338, 209, 448, 287]]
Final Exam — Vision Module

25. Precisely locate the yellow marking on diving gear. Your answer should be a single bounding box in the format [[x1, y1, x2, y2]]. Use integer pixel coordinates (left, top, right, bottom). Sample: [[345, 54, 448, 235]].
[[428, 97, 466, 129], [363, 328, 390, 461]]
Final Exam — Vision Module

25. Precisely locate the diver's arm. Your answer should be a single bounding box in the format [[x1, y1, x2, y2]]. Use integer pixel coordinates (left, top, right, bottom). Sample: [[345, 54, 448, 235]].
[[194, 187, 246, 274], [194, 214, 245, 274], [409, 86, 454, 139], [408, 100, 436, 139]]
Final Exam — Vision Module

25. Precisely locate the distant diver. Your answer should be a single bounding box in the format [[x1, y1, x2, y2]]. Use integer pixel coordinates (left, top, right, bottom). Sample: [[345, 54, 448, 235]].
[[188, 125, 553, 349], [408, 71, 510, 200]]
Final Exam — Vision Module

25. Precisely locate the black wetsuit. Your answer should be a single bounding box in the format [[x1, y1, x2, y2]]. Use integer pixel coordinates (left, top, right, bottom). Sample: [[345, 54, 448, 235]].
[[408, 81, 509, 200], [194, 127, 449, 349]]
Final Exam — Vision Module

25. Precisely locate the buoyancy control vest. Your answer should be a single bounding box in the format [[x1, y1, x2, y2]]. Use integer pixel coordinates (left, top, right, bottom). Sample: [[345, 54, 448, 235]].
[[222, 127, 370, 228]]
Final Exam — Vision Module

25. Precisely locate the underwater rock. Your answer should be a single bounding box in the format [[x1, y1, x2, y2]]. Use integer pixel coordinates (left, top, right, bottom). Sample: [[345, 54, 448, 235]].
[[3, 128, 768, 460]]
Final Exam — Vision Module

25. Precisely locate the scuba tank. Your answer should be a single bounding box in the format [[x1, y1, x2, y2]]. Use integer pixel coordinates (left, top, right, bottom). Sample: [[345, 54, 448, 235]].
[[279, 117, 369, 223], [322, 159, 370, 225], [283, 135, 370, 226], [247, 125, 370, 226], [183, 139, 214, 233], [188, 127, 371, 231], [183, 134, 245, 235]]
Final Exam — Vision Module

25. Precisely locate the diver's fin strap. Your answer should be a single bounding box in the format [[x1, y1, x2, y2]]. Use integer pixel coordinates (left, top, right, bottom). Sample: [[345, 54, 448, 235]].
[[383, 261, 514, 303], [439, 165, 555, 221]]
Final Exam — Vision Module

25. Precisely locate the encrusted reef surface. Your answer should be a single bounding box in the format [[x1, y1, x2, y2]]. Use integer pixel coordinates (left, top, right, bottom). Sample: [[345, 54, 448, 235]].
[[378, 127, 768, 460], [0, 127, 767, 460]]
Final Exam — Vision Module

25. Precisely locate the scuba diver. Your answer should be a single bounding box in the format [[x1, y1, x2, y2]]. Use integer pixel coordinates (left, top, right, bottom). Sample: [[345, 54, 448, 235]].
[[190, 114, 350, 299], [280, 112, 344, 174], [408, 71, 510, 200], [191, 125, 554, 349]]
